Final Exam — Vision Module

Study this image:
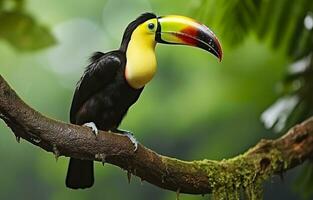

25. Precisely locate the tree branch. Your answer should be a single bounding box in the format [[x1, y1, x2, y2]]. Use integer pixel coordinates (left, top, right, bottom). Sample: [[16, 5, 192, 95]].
[[0, 74, 313, 198]]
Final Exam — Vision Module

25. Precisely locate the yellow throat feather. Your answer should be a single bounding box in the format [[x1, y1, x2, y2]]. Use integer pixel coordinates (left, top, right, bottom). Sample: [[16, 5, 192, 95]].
[[125, 19, 157, 89]]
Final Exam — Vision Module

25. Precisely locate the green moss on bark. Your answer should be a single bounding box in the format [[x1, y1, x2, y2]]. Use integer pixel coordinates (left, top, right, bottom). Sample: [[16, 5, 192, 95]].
[[163, 144, 289, 199]]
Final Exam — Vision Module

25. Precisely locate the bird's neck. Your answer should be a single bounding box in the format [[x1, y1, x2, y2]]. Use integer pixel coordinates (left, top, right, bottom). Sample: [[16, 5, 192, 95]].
[[125, 34, 157, 89]]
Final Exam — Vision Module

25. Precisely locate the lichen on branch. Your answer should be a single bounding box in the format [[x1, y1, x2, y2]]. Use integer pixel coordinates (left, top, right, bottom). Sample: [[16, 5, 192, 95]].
[[0, 74, 313, 200]]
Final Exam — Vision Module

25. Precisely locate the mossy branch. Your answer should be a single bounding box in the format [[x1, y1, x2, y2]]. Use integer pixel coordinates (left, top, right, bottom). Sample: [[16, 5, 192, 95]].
[[0, 74, 313, 199]]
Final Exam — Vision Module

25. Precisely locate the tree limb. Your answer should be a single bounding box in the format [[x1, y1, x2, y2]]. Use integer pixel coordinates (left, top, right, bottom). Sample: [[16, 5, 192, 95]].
[[0, 74, 313, 197]]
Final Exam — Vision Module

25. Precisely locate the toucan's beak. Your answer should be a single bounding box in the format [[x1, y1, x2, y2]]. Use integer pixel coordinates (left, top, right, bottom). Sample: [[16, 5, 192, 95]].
[[156, 15, 222, 61]]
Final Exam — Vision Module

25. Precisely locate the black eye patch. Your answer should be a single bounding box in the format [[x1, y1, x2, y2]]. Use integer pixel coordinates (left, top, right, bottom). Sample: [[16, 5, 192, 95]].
[[148, 23, 155, 30]]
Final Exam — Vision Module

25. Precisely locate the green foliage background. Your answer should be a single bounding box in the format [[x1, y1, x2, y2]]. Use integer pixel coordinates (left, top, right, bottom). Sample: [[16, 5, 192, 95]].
[[0, 0, 312, 199]]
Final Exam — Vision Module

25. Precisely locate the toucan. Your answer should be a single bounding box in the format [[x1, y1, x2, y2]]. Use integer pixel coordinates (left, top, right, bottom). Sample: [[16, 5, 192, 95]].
[[66, 12, 222, 189]]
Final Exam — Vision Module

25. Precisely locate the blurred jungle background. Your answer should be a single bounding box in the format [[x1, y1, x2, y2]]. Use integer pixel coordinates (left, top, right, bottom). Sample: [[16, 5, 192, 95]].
[[0, 0, 313, 199]]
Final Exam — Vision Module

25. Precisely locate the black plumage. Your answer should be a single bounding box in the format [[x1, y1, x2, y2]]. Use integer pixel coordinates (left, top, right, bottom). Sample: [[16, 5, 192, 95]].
[[66, 13, 156, 189], [65, 11, 222, 189]]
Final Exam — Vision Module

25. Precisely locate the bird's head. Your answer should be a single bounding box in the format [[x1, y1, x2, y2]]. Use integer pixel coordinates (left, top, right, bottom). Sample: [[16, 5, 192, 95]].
[[121, 13, 223, 89]]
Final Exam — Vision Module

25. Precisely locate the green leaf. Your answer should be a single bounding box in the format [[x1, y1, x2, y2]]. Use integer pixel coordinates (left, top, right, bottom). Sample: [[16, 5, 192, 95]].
[[0, 11, 56, 51], [195, 0, 313, 60], [271, 0, 295, 49], [196, 0, 264, 46]]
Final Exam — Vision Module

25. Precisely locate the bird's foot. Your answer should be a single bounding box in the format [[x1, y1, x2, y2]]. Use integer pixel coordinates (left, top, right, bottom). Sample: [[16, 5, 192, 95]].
[[115, 129, 138, 151], [83, 122, 99, 135]]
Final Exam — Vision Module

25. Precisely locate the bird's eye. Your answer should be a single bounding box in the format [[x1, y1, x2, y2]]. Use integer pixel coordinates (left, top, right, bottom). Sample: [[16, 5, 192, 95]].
[[148, 23, 155, 30]]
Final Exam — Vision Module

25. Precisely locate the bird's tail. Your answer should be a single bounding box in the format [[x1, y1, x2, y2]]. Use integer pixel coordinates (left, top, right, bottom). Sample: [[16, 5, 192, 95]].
[[66, 158, 94, 189]]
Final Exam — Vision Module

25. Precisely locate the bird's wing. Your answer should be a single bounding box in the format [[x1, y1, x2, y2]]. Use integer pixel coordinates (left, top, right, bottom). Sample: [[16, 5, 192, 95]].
[[70, 51, 123, 124]]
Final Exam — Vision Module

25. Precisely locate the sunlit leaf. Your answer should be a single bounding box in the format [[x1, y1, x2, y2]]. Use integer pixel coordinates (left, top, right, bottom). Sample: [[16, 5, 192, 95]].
[[261, 95, 299, 132]]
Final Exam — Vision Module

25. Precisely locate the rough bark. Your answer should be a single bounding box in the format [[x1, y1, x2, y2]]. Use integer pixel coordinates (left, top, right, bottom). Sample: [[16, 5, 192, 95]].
[[0, 74, 313, 198]]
